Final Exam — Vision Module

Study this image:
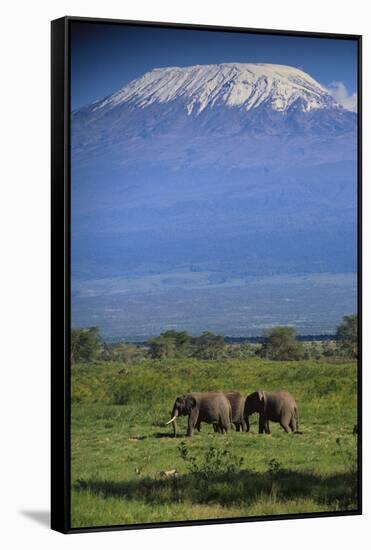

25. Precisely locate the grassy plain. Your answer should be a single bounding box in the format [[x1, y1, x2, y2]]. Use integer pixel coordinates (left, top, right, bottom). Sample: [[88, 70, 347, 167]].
[[71, 357, 358, 528]]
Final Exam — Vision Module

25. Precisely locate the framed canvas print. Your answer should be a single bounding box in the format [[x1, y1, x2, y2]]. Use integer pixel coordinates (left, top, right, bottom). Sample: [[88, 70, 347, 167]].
[[51, 16, 362, 533]]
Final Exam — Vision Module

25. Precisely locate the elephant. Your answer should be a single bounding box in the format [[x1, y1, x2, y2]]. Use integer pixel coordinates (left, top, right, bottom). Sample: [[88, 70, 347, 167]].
[[166, 392, 232, 437], [244, 390, 298, 434], [196, 391, 247, 433], [225, 391, 248, 432]]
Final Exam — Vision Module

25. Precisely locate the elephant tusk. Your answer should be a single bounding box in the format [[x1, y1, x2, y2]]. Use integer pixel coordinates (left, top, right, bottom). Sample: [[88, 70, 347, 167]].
[[166, 416, 177, 425]]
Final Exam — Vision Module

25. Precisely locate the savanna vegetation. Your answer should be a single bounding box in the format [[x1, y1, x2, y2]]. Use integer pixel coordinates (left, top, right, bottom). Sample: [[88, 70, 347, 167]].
[[71, 314, 359, 364], [71, 315, 358, 528]]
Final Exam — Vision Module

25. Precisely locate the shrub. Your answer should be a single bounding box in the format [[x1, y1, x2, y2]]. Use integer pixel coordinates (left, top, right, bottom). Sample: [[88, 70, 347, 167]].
[[178, 442, 243, 481]]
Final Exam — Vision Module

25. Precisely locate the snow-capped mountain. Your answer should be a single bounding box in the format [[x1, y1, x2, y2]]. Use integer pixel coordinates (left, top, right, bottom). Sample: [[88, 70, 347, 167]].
[[72, 63, 355, 164], [71, 62, 357, 336], [87, 63, 339, 115]]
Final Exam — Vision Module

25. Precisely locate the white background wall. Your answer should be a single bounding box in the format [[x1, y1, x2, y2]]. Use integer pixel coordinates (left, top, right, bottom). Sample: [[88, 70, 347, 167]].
[[1, 0, 369, 547]]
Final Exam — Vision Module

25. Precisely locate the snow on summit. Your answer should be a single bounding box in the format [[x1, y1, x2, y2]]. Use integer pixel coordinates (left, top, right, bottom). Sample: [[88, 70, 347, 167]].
[[93, 63, 338, 115]]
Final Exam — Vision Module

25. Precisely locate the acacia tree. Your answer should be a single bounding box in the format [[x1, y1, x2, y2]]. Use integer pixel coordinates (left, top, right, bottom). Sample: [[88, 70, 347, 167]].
[[71, 327, 101, 363], [336, 314, 358, 358], [149, 335, 176, 359], [193, 331, 225, 360], [259, 326, 304, 361], [161, 330, 191, 357], [149, 330, 192, 359]]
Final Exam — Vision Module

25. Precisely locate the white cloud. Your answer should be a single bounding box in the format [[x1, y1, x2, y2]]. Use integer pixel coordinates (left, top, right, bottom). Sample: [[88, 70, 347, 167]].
[[327, 81, 357, 112]]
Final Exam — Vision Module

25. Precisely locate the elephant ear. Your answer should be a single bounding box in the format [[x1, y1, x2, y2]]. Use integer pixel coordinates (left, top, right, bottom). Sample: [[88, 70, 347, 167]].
[[185, 395, 196, 413]]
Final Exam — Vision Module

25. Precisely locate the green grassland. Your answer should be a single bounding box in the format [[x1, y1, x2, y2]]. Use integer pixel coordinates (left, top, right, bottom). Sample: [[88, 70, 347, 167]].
[[71, 357, 358, 528]]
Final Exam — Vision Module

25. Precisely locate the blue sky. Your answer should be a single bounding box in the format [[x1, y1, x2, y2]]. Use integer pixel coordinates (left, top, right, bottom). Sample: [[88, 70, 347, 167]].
[[71, 21, 358, 111]]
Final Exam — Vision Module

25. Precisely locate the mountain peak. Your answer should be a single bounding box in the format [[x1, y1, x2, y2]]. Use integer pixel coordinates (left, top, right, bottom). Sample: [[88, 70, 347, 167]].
[[92, 62, 338, 115]]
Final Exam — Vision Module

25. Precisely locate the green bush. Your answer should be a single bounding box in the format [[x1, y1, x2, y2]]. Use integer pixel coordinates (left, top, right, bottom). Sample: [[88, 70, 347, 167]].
[[178, 442, 244, 480]]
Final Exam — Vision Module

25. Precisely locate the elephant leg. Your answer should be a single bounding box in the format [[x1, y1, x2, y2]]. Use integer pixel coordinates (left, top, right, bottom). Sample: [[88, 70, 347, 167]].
[[280, 422, 290, 433], [264, 420, 271, 434], [289, 415, 297, 432], [213, 423, 219, 433], [220, 415, 229, 434], [241, 419, 248, 432], [235, 423, 241, 432], [196, 419, 202, 432], [187, 409, 199, 437], [258, 414, 266, 434], [280, 410, 291, 433]]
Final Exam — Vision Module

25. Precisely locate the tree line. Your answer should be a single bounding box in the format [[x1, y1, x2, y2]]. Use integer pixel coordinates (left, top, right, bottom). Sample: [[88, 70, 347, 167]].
[[70, 314, 358, 364]]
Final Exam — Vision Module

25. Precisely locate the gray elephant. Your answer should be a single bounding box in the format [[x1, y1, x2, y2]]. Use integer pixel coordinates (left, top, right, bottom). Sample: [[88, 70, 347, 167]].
[[196, 391, 247, 433], [166, 392, 232, 437], [244, 390, 298, 433]]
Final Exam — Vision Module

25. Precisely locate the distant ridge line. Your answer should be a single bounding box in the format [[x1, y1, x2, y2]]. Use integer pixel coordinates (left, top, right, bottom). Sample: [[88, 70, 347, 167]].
[[103, 334, 337, 345]]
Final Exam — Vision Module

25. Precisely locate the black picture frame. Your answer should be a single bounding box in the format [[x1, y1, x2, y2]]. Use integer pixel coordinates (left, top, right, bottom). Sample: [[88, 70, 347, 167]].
[[51, 16, 362, 534]]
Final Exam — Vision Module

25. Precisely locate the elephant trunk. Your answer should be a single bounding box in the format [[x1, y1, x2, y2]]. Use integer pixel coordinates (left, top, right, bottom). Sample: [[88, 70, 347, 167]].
[[172, 417, 178, 437]]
